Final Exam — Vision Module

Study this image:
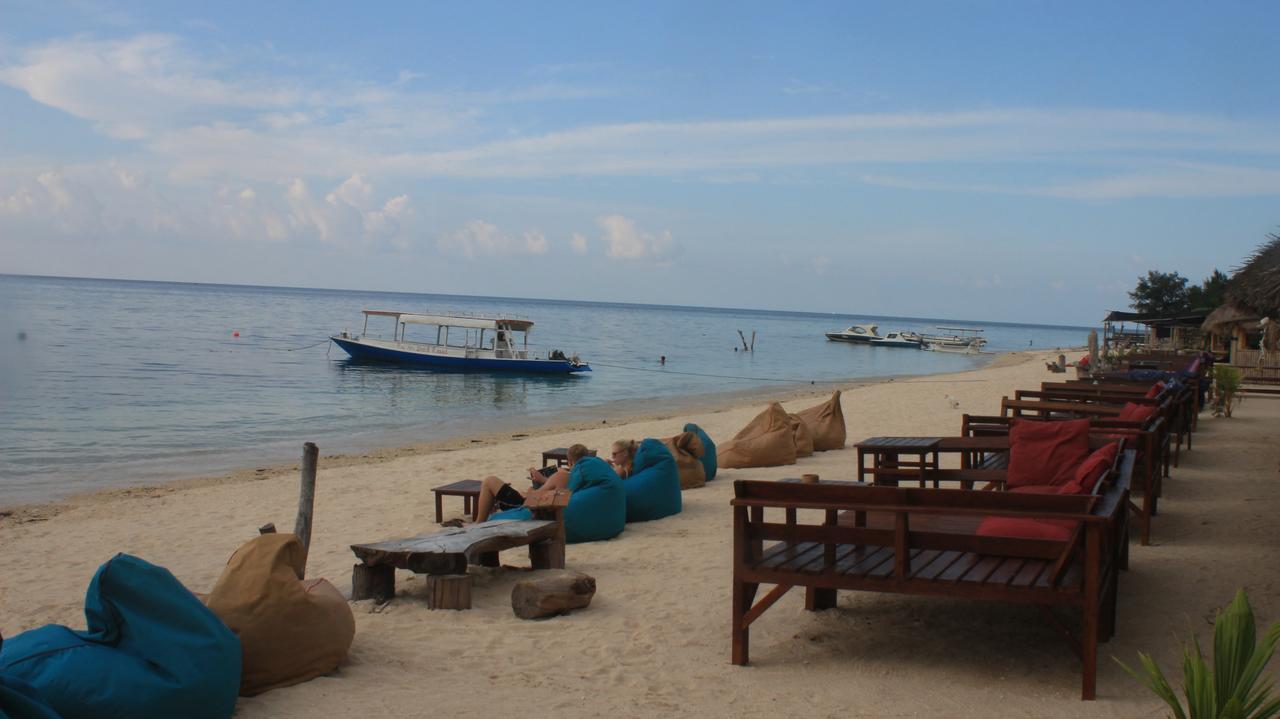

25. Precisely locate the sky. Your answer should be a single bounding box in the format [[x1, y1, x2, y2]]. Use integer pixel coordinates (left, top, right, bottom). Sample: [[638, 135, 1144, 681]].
[[0, 1, 1277, 325]]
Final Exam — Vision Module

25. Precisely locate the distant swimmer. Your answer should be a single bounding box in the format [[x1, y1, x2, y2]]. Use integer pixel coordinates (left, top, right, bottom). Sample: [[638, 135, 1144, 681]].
[[660, 355, 666, 365]]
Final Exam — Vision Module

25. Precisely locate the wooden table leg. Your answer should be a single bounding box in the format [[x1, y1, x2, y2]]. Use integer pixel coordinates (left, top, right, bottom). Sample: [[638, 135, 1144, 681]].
[[434, 491, 444, 524], [352, 563, 395, 601]]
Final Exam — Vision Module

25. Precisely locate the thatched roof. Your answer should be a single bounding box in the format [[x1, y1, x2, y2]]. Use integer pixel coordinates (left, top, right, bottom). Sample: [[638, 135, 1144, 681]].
[[1226, 233, 1280, 318], [1201, 303, 1258, 333]]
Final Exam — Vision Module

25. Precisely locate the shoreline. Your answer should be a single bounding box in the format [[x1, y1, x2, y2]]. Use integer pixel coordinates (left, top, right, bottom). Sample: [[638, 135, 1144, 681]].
[[3, 346, 1273, 717], [0, 348, 1040, 521]]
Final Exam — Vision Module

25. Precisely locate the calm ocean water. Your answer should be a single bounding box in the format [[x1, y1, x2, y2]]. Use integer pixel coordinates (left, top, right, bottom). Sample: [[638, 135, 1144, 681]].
[[0, 275, 1090, 505]]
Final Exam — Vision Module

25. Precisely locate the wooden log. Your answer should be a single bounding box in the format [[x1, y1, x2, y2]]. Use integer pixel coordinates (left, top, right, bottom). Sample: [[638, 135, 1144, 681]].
[[351, 563, 395, 602], [294, 441, 319, 579], [426, 574, 472, 610], [511, 570, 595, 620]]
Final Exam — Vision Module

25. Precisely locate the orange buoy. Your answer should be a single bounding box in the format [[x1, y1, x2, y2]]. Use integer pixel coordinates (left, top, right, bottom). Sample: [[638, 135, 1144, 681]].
[[232, 331, 240, 337]]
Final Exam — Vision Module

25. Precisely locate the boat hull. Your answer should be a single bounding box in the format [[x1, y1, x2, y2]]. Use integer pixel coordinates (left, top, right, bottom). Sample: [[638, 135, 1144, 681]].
[[825, 332, 876, 343], [330, 337, 590, 374]]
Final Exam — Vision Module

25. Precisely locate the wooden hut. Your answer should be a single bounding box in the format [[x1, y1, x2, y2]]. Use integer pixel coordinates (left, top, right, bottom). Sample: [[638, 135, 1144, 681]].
[[1219, 233, 1280, 372]]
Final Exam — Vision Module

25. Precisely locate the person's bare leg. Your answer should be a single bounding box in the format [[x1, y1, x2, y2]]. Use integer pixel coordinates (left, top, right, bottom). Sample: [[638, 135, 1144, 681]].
[[474, 475, 507, 522]]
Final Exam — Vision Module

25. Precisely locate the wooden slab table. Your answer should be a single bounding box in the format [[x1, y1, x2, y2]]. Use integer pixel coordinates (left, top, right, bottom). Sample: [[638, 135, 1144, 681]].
[[352, 491, 569, 609]]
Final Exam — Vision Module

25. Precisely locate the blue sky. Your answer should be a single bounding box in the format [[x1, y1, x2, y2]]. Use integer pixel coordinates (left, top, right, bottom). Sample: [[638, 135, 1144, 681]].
[[1, 1, 1277, 325]]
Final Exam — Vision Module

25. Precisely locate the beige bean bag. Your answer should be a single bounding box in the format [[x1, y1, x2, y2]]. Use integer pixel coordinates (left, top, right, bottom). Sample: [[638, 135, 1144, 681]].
[[206, 533, 355, 696], [664, 431, 707, 489], [788, 413, 815, 456], [794, 390, 846, 451], [719, 402, 799, 469]]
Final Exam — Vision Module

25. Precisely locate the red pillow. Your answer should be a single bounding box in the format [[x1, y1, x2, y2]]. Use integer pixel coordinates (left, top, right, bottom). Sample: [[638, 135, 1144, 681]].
[[1118, 402, 1157, 423], [1007, 418, 1091, 488], [1144, 381, 1165, 399], [1007, 484, 1069, 495], [976, 516, 1076, 542], [1061, 442, 1120, 495]]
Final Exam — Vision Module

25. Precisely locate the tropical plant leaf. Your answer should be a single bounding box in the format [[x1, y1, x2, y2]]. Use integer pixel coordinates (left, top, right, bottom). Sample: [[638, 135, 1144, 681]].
[[1217, 590, 1258, 707], [1123, 591, 1279, 719]]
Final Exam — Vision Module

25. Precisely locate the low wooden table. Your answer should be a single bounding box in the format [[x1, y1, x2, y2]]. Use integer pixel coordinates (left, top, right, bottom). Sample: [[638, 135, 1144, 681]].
[[432, 479, 482, 524], [351, 492, 570, 609], [541, 447, 597, 467], [854, 436, 941, 487]]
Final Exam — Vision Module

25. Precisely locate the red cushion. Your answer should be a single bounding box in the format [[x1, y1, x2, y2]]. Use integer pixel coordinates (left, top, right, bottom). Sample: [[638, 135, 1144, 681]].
[[1144, 381, 1165, 399], [1007, 418, 1091, 488], [1007, 484, 1069, 495], [1118, 402, 1157, 423], [976, 516, 1076, 542], [1062, 442, 1120, 495]]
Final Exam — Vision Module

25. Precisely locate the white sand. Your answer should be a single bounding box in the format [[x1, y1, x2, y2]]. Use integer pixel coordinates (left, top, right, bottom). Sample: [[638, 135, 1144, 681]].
[[2, 351, 1277, 718]]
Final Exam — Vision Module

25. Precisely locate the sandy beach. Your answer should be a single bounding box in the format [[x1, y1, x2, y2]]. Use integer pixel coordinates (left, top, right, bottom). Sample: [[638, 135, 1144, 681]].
[[2, 349, 1277, 718]]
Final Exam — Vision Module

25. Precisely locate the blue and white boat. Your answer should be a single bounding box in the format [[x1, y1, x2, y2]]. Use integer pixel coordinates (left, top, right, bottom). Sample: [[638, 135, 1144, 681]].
[[330, 310, 590, 374]]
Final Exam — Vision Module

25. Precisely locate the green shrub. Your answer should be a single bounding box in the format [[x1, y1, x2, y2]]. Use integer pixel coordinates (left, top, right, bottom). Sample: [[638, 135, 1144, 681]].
[[1212, 366, 1244, 418], [1118, 589, 1280, 718]]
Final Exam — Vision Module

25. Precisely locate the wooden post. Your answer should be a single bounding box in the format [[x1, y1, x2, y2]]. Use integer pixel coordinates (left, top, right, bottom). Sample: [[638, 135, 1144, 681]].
[[750, 330, 756, 352], [352, 563, 395, 602], [426, 574, 472, 610], [737, 330, 750, 352], [294, 442, 319, 579]]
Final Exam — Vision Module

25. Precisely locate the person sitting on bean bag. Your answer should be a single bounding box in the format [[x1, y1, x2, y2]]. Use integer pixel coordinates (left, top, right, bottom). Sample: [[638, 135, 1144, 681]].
[[490, 447, 626, 543], [620, 438, 682, 522], [470, 444, 590, 523]]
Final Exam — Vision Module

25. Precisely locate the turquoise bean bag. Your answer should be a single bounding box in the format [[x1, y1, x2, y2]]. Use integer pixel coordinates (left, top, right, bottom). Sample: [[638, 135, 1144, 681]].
[[623, 438, 682, 522], [492, 456, 625, 543], [0, 554, 241, 719], [683, 423, 717, 481], [0, 670, 61, 719]]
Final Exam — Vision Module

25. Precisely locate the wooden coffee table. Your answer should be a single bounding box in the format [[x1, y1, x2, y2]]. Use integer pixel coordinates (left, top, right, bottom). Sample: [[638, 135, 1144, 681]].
[[432, 479, 482, 524], [541, 447, 598, 467]]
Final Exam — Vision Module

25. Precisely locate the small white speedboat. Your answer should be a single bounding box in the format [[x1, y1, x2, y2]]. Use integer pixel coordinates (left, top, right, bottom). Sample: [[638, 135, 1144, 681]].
[[825, 323, 881, 343], [870, 331, 923, 349]]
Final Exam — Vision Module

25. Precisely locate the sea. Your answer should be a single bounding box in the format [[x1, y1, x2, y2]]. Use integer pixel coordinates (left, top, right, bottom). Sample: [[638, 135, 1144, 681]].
[[0, 274, 1091, 506]]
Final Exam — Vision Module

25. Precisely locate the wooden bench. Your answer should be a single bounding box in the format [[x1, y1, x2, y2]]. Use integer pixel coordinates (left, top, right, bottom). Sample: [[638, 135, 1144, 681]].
[[964, 413, 1163, 546], [351, 492, 569, 608], [731, 452, 1133, 700]]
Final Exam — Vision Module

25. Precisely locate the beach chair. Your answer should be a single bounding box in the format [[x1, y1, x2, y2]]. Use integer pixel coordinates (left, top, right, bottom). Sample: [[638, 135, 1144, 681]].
[[730, 449, 1133, 700]]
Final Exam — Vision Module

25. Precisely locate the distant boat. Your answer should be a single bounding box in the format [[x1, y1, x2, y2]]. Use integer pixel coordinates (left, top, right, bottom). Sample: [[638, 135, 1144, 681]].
[[825, 323, 881, 343], [920, 326, 988, 352], [330, 310, 591, 374], [870, 331, 923, 349]]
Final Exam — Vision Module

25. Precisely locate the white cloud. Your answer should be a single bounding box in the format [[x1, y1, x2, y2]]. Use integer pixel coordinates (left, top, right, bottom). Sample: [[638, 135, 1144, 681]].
[[570, 232, 589, 255], [438, 220, 549, 259], [523, 231, 548, 254], [597, 215, 673, 260], [974, 273, 1003, 289]]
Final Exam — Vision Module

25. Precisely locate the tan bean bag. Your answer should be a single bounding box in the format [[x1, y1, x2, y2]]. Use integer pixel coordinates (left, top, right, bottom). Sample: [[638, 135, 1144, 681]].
[[206, 534, 355, 696], [794, 390, 846, 451], [788, 413, 815, 456], [664, 431, 707, 489], [719, 402, 799, 469]]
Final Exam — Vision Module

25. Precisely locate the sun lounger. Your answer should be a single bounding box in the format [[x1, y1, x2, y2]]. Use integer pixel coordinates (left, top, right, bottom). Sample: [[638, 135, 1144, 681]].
[[730, 451, 1133, 700], [965, 413, 1164, 545]]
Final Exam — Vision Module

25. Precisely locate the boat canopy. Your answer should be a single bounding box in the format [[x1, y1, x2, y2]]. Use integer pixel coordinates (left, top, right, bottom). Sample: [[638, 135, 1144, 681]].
[[362, 309, 534, 332]]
